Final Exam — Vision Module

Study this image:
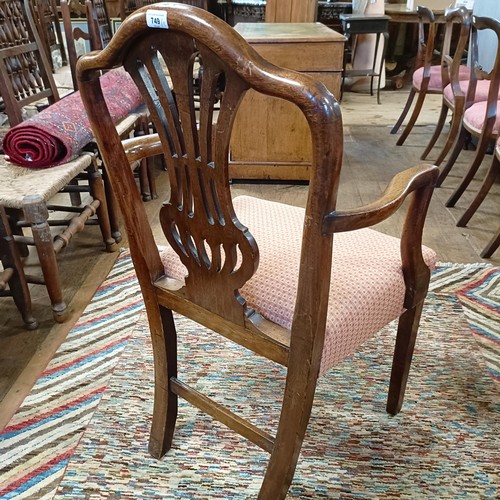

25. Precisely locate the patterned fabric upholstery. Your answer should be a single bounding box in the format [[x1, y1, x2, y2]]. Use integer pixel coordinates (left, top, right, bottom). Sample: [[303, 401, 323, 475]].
[[413, 64, 469, 92], [443, 78, 491, 105], [463, 100, 500, 135], [160, 196, 437, 376]]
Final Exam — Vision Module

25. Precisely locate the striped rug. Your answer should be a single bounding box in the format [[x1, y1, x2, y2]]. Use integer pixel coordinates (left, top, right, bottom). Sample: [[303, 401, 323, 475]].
[[0, 254, 498, 499], [0, 251, 143, 499]]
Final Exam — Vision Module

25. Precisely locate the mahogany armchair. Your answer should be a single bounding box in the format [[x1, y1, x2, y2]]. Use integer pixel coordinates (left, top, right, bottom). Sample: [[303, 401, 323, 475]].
[[78, 4, 439, 498]]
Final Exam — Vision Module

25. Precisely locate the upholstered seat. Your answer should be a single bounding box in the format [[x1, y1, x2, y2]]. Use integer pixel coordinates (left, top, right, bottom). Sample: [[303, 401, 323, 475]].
[[161, 196, 437, 375], [462, 99, 500, 135], [413, 64, 468, 92], [442, 77, 491, 105]]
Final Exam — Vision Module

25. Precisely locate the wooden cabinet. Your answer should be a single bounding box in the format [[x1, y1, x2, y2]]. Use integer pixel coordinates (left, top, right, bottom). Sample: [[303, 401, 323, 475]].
[[229, 23, 345, 181]]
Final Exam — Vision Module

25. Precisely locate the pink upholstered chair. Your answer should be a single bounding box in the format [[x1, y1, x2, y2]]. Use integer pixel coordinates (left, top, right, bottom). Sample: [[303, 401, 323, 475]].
[[420, 7, 474, 164], [391, 7, 469, 146], [439, 15, 500, 205], [78, 4, 439, 498]]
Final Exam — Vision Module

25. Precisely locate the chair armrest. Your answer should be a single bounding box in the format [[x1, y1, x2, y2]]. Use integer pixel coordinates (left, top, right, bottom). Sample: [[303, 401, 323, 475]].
[[121, 132, 162, 163], [322, 164, 438, 233], [323, 164, 439, 307]]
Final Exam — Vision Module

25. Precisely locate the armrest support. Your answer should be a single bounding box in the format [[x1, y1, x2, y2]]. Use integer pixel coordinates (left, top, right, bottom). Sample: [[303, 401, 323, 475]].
[[322, 164, 438, 233], [323, 164, 439, 308]]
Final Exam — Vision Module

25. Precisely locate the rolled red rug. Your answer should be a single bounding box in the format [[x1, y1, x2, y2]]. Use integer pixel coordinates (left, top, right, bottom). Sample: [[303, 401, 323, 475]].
[[3, 69, 144, 168]]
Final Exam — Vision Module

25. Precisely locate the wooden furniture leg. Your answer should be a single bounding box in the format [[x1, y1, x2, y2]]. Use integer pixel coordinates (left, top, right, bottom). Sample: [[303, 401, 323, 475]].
[[148, 305, 178, 459], [481, 227, 500, 258], [436, 127, 467, 186], [22, 195, 67, 322], [446, 132, 494, 207], [386, 302, 425, 415], [86, 160, 117, 251], [396, 87, 429, 146], [420, 103, 449, 160], [430, 102, 465, 167], [0, 207, 38, 329], [391, 88, 417, 135], [457, 153, 499, 227]]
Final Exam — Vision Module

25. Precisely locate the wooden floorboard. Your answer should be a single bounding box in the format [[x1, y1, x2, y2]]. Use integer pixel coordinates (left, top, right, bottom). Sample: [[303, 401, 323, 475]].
[[0, 88, 498, 429]]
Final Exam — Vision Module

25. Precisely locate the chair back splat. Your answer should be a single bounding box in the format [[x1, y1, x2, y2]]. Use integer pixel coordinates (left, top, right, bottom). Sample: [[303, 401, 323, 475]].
[[78, 5, 439, 498]]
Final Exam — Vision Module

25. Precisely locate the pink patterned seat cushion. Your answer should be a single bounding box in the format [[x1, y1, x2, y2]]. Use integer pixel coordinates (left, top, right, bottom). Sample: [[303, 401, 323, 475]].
[[413, 64, 469, 92], [160, 196, 437, 376], [463, 100, 500, 135], [443, 78, 491, 106]]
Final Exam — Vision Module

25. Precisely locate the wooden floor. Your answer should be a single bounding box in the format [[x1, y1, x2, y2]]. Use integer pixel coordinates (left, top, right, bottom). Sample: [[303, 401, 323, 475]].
[[1, 88, 499, 430]]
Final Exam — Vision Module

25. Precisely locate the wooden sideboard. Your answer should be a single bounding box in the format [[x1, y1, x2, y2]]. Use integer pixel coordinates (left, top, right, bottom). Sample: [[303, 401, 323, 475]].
[[229, 22, 345, 181]]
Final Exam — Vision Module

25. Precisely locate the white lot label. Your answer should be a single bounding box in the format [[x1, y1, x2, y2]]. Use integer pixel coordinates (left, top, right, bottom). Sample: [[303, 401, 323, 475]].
[[146, 10, 168, 29]]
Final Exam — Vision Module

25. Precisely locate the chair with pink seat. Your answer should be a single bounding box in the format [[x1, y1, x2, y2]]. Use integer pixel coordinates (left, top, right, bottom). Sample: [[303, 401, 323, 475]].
[[420, 7, 473, 164], [438, 15, 500, 205], [78, 4, 439, 498], [391, 7, 438, 144], [391, 6, 469, 146]]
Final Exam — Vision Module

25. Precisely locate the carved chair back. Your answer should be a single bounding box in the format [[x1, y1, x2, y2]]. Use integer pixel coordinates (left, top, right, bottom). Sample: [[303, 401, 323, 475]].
[[78, 3, 341, 327], [0, 0, 59, 127]]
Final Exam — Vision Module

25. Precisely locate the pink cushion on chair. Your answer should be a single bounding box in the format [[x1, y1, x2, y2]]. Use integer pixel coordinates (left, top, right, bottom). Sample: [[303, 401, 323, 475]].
[[443, 78, 491, 105], [160, 196, 437, 376], [413, 65, 443, 92], [413, 64, 469, 92], [463, 100, 500, 135]]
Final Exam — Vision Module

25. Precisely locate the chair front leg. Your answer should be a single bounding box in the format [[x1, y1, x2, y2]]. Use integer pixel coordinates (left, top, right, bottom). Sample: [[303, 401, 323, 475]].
[[386, 300, 426, 415], [396, 89, 429, 146], [22, 195, 67, 323], [391, 87, 417, 135], [437, 126, 467, 186], [457, 154, 499, 227], [420, 103, 448, 160], [446, 131, 494, 207]]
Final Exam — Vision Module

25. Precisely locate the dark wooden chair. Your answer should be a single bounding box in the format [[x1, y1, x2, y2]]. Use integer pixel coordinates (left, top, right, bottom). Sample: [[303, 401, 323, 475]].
[[0, 0, 117, 322], [419, 7, 473, 164], [0, 205, 38, 329], [439, 15, 500, 203], [391, 7, 470, 146], [391, 7, 439, 143], [32, 0, 67, 71], [78, 4, 439, 498]]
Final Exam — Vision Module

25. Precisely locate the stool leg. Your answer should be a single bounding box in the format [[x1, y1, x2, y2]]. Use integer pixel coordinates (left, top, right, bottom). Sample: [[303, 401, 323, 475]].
[[22, 195, 67, 323]]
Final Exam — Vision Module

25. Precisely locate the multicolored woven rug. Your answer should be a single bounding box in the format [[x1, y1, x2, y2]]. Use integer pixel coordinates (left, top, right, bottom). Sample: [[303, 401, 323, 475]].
[[1, 252, 498, 499]]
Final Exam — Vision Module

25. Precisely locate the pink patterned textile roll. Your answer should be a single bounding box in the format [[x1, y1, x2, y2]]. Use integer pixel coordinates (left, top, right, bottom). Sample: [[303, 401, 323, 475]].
[[3, 69, 143, 168]]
